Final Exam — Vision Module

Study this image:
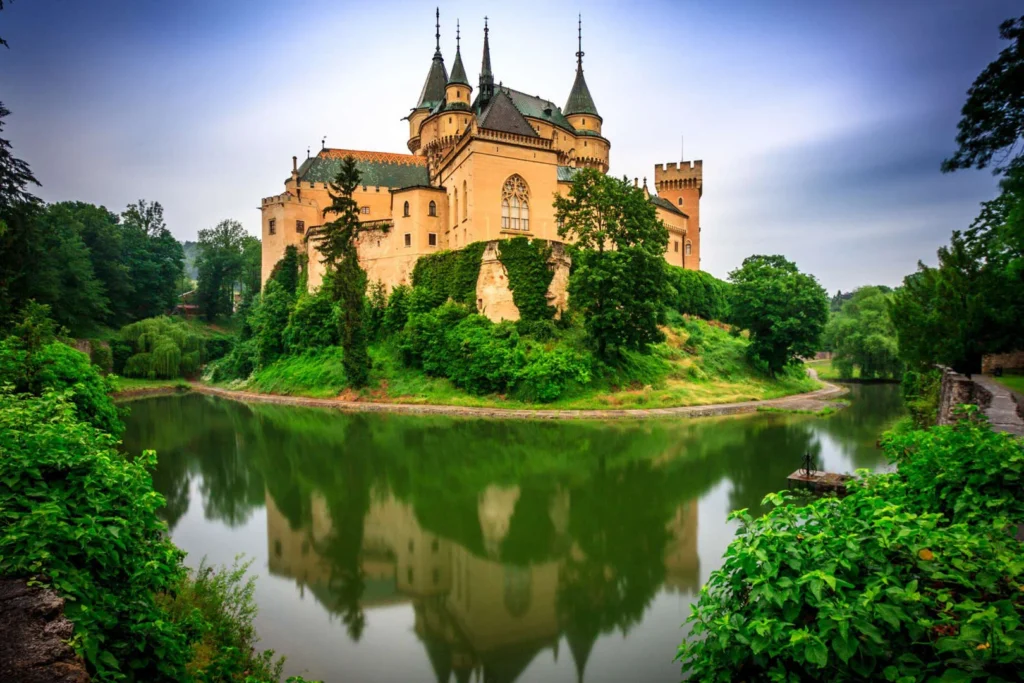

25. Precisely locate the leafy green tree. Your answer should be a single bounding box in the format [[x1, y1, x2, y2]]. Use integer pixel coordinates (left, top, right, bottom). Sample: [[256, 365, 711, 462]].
[[240, 233, 263, 302], [120, 200, 185, 320], [309, 156, 385, 387], [942, 16, 1024, 176], [728, 255, 828, 375], [0, 101, 38, 208], [823, 286, 901, 379], [195, 219, 249, 321], [554, 168, 669, 359]]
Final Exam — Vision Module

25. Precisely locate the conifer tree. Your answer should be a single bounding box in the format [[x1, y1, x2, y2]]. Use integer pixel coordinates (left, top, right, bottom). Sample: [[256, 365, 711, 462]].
[[309, 156, 386, 387]]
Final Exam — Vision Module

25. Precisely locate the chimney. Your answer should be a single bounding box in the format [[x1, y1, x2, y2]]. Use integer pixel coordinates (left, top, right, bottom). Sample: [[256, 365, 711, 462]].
[[633, 177, 638, 188], [291, 156, 299, 182]]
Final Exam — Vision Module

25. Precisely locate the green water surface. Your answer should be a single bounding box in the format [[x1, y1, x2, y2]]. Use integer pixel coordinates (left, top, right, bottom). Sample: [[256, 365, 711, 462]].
[[121, 384, 902, 683]]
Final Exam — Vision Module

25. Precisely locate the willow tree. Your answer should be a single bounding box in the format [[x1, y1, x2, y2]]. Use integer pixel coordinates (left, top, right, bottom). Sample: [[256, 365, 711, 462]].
[[309, 156, 387, 387]]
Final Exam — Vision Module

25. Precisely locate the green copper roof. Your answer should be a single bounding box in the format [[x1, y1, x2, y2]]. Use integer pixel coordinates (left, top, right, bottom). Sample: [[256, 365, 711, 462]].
[[650, 195, 685, 216], [449, 47, 469, 87], [557, 165, 580, 182], [564, 68, 599, 117], [298, 150, 429, 189]]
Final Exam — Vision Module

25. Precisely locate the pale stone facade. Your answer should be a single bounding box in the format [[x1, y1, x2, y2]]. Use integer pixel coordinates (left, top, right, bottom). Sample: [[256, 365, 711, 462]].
[[260, 14, 704, 317]]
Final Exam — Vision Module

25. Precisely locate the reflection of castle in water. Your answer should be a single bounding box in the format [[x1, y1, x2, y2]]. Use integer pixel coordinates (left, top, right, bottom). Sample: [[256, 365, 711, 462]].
[[266, 486, 699, 682]]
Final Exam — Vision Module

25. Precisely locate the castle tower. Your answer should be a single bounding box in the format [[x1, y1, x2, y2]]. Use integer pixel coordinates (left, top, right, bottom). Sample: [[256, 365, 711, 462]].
[[407, 8, 448, 152], [445, 20, 472, 107], [654, 160, 703, 269], [563, 16, 601, 137]]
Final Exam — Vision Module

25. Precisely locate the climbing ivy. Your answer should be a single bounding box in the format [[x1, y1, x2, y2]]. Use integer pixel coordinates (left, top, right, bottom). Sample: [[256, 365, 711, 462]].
[[411, 241, 487, 306], [497, 237, 555, 323]]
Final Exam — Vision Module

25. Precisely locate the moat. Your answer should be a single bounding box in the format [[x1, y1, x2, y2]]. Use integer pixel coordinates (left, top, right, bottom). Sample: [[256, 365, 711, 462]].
[[122, 384, 902, 683]]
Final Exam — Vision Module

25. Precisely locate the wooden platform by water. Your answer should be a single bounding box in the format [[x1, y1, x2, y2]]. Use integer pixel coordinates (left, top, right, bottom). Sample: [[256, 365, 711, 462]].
[[787, 469, 853, 494]]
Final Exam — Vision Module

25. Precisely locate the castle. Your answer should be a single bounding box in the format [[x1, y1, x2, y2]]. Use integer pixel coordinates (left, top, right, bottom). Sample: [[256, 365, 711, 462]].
[[260, 12, 704, 318]]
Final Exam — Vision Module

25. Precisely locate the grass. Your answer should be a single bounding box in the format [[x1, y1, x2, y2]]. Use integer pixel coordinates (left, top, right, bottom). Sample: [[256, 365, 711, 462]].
[[805, 358, 842, 381], [993, 373, 1024, 395], [229, 318, 821, 410], [111, 376, 191, 394]]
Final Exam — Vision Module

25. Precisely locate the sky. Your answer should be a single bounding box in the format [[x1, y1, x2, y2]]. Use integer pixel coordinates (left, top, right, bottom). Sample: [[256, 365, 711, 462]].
[[0, 0, 1018, 292]]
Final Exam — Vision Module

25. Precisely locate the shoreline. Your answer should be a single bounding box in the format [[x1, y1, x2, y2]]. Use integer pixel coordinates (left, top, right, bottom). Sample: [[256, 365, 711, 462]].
[[184, 379, 849, 421]]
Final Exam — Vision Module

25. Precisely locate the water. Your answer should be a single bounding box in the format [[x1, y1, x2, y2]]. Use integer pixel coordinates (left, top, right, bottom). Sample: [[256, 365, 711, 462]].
[[121, 384, 902, 683]]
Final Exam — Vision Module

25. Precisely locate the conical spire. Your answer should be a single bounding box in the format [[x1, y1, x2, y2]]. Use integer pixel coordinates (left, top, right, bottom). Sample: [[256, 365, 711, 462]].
[[478, 16, 494, 105], [416, 8, 449, 109], [564, 15, 600, 118], [448, 19, 469, 86]]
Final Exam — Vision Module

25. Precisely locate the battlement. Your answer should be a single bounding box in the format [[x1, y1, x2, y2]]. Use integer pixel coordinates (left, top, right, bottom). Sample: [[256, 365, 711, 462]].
[[654, 160, 703, 178]]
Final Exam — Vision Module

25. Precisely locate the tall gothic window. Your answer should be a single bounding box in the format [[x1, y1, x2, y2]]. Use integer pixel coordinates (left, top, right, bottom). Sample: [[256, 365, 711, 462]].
[[685, 241, 692, 256], [428, 200, 437, 217], [500, 175, 530, 231], [462, 180, 468, 220], [403, 201, 410, 217], [453, 190, 459, 228]]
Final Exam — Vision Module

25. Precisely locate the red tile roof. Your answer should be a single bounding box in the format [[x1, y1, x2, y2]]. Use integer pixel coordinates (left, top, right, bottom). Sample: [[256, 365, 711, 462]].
[[321, 148, 426, 167]]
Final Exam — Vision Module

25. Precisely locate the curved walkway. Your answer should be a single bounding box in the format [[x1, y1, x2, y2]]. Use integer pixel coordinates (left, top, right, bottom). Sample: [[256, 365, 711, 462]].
[[189, 376, 848, 421]]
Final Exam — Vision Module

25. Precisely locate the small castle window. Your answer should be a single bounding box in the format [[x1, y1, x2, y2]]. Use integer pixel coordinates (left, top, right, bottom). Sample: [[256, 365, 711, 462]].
[[685, 241, 692, 256], [500, 174, 530, 231], [582, 118, 586, 125], [429, 233, 437, 246], [360, 206, 370, 215], [296, 220, 304, 234], [404, 233, 411, 247], [403, 201, 410, 217], [462, 180, 468, 220], [429, 200, 437, 217], [674, 241, 679, 253], [268, 218, 276, 235], [677, 197, 683, 206]]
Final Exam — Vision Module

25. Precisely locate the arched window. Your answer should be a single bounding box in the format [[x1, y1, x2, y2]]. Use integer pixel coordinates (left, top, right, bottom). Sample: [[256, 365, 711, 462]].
[[677, 197, 683, 206], [403, 201, 410, 217], [462, 180, 468, 220], [428, 200, 437, 217], [453, 190, 459, 228], [685, 241, 692, 256], [500, 175, 530, 231]]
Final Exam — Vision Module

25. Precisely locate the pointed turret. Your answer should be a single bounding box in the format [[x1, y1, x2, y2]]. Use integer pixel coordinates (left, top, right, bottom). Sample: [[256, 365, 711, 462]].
[[477, 17, 495, 107], [415, 8, 449, 109], [449, 20, 469, 87], [564, 16, 601, 127]]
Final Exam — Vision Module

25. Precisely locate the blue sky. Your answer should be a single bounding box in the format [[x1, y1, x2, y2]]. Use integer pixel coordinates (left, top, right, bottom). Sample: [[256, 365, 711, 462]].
[[1, 0, 1018, 292]]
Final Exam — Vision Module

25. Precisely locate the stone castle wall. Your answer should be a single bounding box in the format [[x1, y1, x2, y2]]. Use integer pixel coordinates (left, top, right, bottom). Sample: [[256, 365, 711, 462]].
[[981, 350, 1024, 374]]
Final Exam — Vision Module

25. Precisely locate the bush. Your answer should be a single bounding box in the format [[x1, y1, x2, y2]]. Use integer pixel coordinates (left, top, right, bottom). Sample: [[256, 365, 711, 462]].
[[111, 340, 133, 375], [0, 389, 287, 682], [901, 368, 941, 428], [383, 284, 411, 337], [677, 418, 1024, 682], [0, 337, 122, 436], [252, 280, 294, 368], [443, 317, 524, 395], [514, 343, 592, 402], [89, 339, 112, 373], [398, 301, 472, 373], [666, 265, 731, 321], [284, 289, 338, 354], [365, 280, 387, 342]]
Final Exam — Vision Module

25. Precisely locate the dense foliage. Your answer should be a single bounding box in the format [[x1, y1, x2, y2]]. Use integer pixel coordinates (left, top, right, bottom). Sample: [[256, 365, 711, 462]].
[[666, 266, 731, 321], [411, 241, 488, 308], [824, 286, 901, 380], [892, 16, 1024, 374], [555, 168, 670, 359], [116, 316, 229, 379], [196, 219, 258, 321], [678, 414, 1024, 682], [729, 254, 829, 375], [496, 237, 556, 322]]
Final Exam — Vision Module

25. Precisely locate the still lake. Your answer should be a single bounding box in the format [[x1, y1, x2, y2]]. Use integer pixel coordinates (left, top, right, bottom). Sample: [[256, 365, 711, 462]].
[[122, 384, 902, 683]]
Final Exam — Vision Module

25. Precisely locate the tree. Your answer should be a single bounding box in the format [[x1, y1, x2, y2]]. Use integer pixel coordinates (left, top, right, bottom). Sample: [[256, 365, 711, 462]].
[[0, 102, 38, 208], [942, 16, 1024, 175], [823, 286, 901, 379], [308, 156, 385, 387], [240, 234, 263, 302], [120, 200, 186, 320], [195, 219, 248, 321], [728, 255, 828, 375], [554, 168, 669, 359]]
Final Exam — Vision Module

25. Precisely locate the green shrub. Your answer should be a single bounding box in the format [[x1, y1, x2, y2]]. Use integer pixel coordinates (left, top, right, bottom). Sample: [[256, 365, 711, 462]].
[[284, 289, 339, 353], [111, 340, 133, 374], [398, 301, 472, 372], [410, 241, 487, 306], [89, 339, 112, 373], [365, 280, 387, 342], [125, 351, 154, 378], [203, 335, 233, 362], [0, 337, 122, 436], [152, 340, 183, 378], [514, 343, 592, 402], [443, 317, 525, 395], [666, 266, 731, 321], [252, 280, 294, 368], [383, 284, 411, 336], [901, 368, 941, 428], [677, 418, 1024, 682]]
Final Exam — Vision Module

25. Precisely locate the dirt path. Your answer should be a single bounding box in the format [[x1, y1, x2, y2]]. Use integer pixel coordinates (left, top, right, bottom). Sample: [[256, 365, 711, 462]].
[[188, 375, 848, 422]]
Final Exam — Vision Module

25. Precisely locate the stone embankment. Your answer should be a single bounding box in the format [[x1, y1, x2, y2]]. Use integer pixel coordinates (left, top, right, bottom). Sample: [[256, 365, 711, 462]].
[[0, 578, 90, 683], [937, 367, 1024, 437], [190, 378, 847, 421]]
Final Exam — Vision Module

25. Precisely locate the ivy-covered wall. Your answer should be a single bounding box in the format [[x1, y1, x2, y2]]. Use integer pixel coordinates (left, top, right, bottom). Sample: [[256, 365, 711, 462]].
[[496, 237, 555, 322], [411, 241, 487, 306]]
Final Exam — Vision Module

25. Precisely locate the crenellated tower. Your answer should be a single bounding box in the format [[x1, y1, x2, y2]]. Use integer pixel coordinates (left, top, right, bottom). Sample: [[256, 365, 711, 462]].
[[654, 160, 703, 269]]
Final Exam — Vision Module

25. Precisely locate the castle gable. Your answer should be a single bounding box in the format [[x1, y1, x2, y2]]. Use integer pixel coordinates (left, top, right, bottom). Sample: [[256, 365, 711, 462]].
[[506, 88, 575, 133], [477, 89, 538, 138]]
